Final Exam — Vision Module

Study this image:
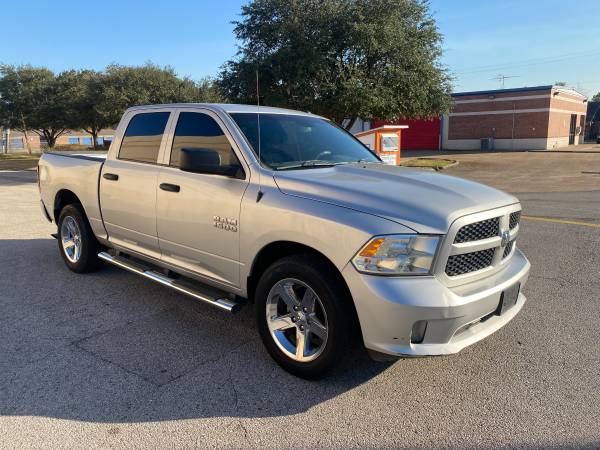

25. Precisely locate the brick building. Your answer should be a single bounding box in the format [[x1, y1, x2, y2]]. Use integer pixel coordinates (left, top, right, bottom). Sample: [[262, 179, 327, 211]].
[[371, 118, 440, 150], [442, 85, 587, 150], [1, 129, 115, 152]]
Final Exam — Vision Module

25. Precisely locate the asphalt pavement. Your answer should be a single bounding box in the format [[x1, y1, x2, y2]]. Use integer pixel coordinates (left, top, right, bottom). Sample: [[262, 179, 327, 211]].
[[0, 158, 599, 449]]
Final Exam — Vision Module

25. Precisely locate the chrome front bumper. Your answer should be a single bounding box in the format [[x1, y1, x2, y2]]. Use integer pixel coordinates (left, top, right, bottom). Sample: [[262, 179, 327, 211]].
[[343, 249, 530, 357]]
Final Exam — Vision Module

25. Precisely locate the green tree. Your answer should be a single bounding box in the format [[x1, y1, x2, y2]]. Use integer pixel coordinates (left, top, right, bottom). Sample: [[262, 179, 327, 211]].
[[103, 63, 223, 116], [61, 69, 122, 150], [0, 63, 224, 151], [592, 92, 600, 102], [66, 65, 223, 149], [0, 65, 74, 149], [219, 0, 452, 129]]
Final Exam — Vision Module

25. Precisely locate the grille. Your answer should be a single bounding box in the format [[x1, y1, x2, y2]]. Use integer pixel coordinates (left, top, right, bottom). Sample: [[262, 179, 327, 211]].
[[502, 241, 514, 259], [509, 211, 521, 229], [454, 217, 499, 243], [445, 248, 495, 277]]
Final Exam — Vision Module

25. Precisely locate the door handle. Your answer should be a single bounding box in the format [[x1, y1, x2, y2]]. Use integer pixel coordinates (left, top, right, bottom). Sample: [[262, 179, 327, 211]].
[[160, 183, 180, 193], [103, 173, 119, 181]]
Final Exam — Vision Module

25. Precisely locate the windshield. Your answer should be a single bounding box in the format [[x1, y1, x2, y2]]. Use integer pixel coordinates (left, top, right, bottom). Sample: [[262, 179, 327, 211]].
[[230, 113, 380, 170]]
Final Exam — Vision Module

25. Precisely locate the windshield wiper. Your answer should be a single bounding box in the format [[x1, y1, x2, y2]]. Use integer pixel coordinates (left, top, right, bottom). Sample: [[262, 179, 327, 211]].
[[276, 160, 336, 170], [355, 158, 382, 164]]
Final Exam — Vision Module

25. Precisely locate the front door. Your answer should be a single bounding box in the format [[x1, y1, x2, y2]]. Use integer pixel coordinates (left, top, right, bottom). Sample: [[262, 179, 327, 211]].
[[100, 110, 171, 259], [569, 114, 577, 145], [156, 109, 249, 288]]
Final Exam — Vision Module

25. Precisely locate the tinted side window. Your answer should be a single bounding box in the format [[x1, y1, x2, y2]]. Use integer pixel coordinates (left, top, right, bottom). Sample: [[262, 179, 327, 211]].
[[170, 112, 240, 168], [119, 112, 170, 163]]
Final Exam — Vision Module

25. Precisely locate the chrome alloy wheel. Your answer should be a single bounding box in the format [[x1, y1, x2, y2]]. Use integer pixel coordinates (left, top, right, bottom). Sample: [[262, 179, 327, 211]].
[[266, 278, 329, 362], [60, 216, 82, 263]]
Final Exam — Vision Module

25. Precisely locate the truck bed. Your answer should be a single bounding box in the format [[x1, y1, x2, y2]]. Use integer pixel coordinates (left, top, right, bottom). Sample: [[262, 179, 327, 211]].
[[46, 151, 107, 162], [38, 151, 107, 240]]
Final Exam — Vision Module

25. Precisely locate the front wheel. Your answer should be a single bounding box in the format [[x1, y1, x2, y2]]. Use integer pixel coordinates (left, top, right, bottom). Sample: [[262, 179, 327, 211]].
[[255, 254, 356, 379], [57, 204, 101, 273]]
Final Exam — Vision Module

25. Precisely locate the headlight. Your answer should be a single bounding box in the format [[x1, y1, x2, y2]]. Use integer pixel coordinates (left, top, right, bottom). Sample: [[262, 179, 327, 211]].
[[352, 234, 440, 275]]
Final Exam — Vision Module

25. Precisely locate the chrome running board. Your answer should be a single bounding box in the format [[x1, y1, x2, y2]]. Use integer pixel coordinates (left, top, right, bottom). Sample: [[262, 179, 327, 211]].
[[98, 251, 241, 313]]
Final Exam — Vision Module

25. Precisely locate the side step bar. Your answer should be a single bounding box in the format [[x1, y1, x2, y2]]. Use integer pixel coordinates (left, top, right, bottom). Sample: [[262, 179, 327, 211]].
[[98, 252, 241, 313]]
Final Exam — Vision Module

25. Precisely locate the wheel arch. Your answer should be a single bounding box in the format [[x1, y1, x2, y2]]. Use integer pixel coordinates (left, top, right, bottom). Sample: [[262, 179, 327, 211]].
[[53, 189, 83, 223], [247, 241, 360, 335]]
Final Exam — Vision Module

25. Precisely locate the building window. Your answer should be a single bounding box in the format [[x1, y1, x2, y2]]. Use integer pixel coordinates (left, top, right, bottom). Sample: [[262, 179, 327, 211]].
[[96, 137, 104, 146], [82, 136, 92, 145], [10, 138, 24, 149], [68, 137, 80, 145]]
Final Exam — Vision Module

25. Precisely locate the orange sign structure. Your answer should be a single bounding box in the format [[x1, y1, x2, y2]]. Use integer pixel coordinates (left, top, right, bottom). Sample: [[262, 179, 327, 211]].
[[355, 125, 408, 166]]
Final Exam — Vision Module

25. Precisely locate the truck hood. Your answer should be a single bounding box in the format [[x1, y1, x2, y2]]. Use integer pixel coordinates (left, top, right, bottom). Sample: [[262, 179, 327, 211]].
[[273, 163, 518, 234]]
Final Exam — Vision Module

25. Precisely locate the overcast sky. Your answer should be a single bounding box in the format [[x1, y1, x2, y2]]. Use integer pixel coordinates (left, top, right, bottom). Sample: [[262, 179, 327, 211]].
[[3, 0, 600, 96]]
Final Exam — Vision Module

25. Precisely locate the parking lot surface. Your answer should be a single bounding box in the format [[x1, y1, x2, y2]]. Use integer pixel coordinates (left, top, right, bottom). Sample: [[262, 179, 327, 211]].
[[1, 152, 599, 449]]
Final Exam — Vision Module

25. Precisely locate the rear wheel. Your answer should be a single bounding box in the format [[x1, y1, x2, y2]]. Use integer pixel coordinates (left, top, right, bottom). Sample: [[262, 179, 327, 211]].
[[57, 204, 101, 273], [255, 254, 356, 379]]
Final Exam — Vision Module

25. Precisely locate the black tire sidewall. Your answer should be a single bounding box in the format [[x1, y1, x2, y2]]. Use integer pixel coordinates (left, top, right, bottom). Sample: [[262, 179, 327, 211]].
[[255, 254, 353, 379], [57, 204, 100, 273]]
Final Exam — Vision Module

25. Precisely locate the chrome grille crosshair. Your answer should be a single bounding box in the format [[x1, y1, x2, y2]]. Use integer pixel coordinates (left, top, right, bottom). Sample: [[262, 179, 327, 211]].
[[442, 208, 521, 278], [454, 217, 499, 243]]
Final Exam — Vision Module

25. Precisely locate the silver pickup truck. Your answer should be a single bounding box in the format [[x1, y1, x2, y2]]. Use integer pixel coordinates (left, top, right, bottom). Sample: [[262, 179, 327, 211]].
[[38, 103, 530, 378]]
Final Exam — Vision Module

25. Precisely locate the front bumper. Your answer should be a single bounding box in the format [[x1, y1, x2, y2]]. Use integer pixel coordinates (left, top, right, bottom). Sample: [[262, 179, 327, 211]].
[[343, 249, 530, 357]]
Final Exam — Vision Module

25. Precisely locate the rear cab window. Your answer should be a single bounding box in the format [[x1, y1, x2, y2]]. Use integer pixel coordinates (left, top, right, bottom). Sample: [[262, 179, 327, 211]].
[[118, 112, 170, 163]]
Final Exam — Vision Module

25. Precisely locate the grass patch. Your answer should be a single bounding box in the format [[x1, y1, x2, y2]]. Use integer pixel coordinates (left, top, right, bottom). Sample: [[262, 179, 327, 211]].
[[401, 158, 456, 170], [0, 153, 41, 161]]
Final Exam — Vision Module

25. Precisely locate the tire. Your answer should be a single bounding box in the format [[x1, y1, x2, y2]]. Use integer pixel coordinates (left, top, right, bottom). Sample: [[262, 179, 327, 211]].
[[255, 253, 356, 379], [57, 204, 102, 273]]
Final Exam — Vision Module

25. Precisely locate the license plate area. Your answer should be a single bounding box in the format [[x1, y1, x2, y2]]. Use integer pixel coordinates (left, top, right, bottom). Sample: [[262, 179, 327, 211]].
[[497, 282, 520, 315]]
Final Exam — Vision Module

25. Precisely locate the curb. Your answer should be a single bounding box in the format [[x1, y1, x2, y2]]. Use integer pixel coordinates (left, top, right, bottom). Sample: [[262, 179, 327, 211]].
[[401, 159, 459, 171], [436, 160, 459, 171]]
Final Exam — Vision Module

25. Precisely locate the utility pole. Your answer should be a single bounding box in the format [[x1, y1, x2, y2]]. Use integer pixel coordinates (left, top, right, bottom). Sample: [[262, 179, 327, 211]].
[[4, 128, 10, 154], [490, 74, 519, 89]]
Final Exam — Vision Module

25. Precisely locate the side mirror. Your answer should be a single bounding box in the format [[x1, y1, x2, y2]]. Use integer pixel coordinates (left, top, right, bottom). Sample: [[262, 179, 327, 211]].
[[179, 148, 242, 178]]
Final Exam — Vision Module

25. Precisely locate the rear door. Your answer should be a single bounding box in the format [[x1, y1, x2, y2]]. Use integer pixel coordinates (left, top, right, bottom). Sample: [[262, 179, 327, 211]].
[[155, 108, 250, 288], [100, 110, 172, 259]]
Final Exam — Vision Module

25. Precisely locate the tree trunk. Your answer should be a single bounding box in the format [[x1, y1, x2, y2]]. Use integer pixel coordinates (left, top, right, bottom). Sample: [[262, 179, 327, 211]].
[[20, 115, 32, 154], [87, 129, 99, 150], [43, 131, 56, 149]]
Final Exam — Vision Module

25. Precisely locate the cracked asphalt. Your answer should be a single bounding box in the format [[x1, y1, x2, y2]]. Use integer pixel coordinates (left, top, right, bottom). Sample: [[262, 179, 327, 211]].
[[1, 152, 599, 449]]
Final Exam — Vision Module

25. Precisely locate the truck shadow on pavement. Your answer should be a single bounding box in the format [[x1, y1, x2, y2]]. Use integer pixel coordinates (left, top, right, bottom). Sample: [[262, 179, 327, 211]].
[[0, 238, 392, 423], [0, 170, 37, 186]]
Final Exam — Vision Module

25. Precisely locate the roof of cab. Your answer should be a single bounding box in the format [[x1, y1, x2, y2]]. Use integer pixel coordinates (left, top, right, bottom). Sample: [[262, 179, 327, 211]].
[[125, 103, 322, 117]]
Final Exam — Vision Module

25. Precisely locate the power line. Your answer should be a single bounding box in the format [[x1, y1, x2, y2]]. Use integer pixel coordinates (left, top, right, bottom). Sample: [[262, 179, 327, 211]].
[[453, 49, 600, 75], [454, 49, 600, 74]]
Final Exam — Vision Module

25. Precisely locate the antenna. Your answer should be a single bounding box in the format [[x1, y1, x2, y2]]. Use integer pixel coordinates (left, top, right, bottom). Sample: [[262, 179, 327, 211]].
[[255, 70, 264, 202], [490, 74, 519, 89]]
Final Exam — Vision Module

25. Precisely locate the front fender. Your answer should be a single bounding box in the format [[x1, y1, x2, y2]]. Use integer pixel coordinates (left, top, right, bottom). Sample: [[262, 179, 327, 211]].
[[238, 182, 413, 295]]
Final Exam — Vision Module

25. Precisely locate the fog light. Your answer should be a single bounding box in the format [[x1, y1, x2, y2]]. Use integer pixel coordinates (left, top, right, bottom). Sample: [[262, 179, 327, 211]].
[[411, 320, 428, 344]]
